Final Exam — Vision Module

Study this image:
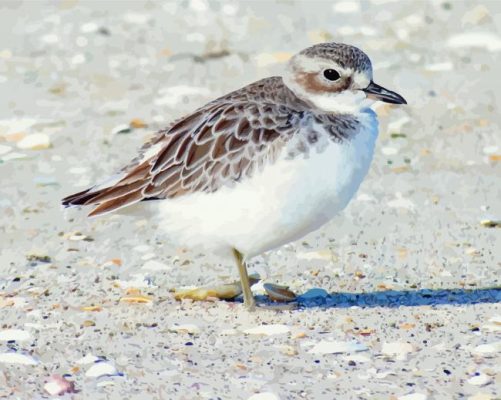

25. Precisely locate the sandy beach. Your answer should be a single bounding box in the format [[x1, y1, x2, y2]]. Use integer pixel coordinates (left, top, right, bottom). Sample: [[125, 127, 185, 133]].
[[0, 1, 500, 398]]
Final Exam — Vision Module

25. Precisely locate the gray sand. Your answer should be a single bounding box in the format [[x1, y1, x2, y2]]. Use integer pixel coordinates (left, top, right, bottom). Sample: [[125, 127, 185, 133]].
[[0, 1, 500, 399]]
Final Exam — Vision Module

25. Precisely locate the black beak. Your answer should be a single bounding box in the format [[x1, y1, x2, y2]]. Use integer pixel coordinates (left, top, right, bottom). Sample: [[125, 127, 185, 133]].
[[362, 81, 407, 105]]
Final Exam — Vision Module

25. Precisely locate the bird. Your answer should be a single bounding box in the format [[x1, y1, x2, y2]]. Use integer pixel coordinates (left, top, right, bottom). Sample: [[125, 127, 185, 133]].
[[62, 42, 407, 311]]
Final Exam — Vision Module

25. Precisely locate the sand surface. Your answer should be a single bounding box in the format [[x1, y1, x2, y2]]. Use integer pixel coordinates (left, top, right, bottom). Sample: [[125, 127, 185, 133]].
[[0, 1, 500, 399]]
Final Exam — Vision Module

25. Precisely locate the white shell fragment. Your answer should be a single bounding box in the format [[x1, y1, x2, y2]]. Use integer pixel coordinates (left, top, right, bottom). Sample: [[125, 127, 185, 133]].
[[447, 32, 501, 52], [382, 342, 415, 360], [17, 133, 51, 150], [308, 340, 368, 354], [472, 341, 501, 356], [467, 373, 492, 386], [243, 325, 291, 336], [76, 354, 101, 365], [481, 316, 501, 332], [0, 144, 11, 155], [0, 329, 31, 342], [142, 260, 170, 271], [85, 361, 118, 378], [44, 375, 75, 396], [111, 124, 131, 135], [0, 352, 39, 365]]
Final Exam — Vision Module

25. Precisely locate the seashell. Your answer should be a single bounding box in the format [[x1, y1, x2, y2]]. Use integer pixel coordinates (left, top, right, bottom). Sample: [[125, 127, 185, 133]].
[[174, 275, 260, 301], [263, 283, 296, 302]]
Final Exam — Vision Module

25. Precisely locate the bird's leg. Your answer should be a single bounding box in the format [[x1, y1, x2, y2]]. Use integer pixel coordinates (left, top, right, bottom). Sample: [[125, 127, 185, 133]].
[[232, 248, 256, 311]]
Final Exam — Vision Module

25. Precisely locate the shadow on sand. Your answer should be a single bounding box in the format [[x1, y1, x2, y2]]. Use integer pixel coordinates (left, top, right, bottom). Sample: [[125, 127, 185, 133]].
[[251, 287, 501, 309]]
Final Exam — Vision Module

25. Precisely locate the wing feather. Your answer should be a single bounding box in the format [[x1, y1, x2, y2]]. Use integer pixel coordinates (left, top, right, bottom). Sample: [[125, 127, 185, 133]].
[[62, 79, 304, 217]]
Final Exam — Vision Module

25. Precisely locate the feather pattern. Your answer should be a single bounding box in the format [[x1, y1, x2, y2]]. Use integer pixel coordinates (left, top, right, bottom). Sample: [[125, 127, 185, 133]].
[[62, 77, 361, 216]]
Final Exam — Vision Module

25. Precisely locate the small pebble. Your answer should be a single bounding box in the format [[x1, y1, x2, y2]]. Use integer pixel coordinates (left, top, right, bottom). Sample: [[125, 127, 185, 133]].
[[130, 118, 147, 129], [480, 219, 501, 228]]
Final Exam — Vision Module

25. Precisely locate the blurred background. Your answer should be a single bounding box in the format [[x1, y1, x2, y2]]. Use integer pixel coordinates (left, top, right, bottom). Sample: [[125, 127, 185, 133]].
[[0, 1, 500, 398]]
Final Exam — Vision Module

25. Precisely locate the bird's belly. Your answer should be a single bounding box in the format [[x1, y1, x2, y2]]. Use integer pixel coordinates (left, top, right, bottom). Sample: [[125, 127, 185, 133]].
[[154, 124, 377, 259]]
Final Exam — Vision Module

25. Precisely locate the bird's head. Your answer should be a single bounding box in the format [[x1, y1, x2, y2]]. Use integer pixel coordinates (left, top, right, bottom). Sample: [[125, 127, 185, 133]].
[[284, 42, 406, 114]]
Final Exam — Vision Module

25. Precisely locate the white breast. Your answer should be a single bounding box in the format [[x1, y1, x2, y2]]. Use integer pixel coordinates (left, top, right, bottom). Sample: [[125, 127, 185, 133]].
[[153, 109, 378, 260]]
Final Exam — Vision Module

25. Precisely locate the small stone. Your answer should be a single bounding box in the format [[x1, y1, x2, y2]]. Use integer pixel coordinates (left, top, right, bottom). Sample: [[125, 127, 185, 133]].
[[26, 254, 51, 263], [130, 118, 147, 129], [243, 325, 290, 336], [17, 133, 51, 150], [308, 340, 368, 354], [382, 342, 415, 360], [85, 361, 118, 378], [0, 329, 31, 342], [68, 232, 88, 241], [480, 219, 501, 228], [467, 373, 491, 386]]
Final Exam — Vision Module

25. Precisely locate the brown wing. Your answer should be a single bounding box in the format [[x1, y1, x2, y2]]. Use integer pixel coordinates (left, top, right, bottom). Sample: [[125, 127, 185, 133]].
[[62, 100, 302, 217]]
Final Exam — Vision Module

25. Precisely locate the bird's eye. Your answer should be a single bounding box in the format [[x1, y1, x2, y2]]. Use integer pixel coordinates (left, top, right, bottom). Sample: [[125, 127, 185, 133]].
[[323, 69, 340, 81]]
